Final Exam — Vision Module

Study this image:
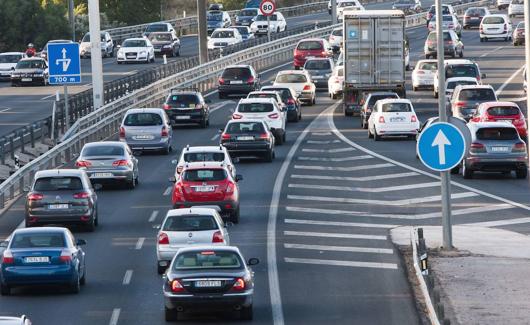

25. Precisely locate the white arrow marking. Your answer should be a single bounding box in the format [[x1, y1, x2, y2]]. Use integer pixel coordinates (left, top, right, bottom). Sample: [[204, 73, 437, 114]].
[[55, 48, 71, 72], [432, 130, 451, 165]]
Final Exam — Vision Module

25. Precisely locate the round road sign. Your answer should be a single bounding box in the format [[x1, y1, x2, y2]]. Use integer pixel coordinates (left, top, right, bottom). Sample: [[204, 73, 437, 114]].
[[260, 0, 276, 16]]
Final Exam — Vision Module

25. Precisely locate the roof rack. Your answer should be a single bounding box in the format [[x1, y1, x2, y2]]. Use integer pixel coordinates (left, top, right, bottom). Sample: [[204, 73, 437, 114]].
[[170, 87, 199, 95]]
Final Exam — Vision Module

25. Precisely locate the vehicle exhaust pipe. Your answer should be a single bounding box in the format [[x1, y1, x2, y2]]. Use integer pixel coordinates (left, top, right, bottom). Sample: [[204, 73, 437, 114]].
[[176, 306, 184, 312], [234, 305, 242, 311]]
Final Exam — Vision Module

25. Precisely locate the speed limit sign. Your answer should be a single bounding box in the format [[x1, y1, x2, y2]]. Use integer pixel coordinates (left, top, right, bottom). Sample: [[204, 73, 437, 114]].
[[259, 0, 276, 16]]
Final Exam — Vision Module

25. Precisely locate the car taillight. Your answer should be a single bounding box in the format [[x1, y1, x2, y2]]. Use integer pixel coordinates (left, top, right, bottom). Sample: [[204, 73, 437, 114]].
[[247, 76, 255, 84], [158, 232, 169, 245], [378, 116, 385, 123], [218, 77, 225, 85], [112, 159, 128, 167], [177, 166, 184, 174], [2, 250, 13, 264], [514, 117, 525, 126], [470, 142, 486, 153], [268, 113, 279, 119], [259, 133, 270, 140], [232, 113, 243, 119], [119, 127, 125, 139], [416, 70, 425, 74], [427, 40, 434, 46], [60, 250, 72, 263], [504, 23, 507, 32], [480, 25, 483, 33], [161, 126, 169, 137], [411, 115, 417, 122], [212, 230, 224, 243], [174, 184, 184, 196], [171, 279, 186, 293], [221, 133, 231, 140], [455, 101, 467, 107], [226, 182, 235, 193], [73, 192, 90, 199], [27, 193, 44, 201], [464, 15, 469, 19], [287, 98, 295, 105], [513, 142, 527, 152], [163, 103, 170, 110], [195, 104, 204, 110], [75, 160, 92, 167], [303, 85, 311, 91], [232, 278, 246, 291]]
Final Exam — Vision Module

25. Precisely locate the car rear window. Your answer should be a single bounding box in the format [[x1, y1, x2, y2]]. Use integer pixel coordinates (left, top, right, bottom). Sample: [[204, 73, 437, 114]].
[[222, 67, 251, 79], [173, 250, 242, 269], [466, 8, 486, 15], [427, 32, 452, 41], [124, 113, 163, 126], [150, 33, 172, 42], [381, 102, 412, 112], [459, 89, 496, 101], [167, 94, 200, 107], [0, 54, 22, 63], [297, 41, 323, 51], [122, 39, 147, 47], [11, 233, 66, 248], [82, 145, 124, 157], [234, 27, 249, 35], [418, 62, 437, 71], [305, 60, 331, 70], [443, 15, 453, 22], [446, 65, 478, 79], [487, 106, 520, 116], [368, 94, 399, 107], [476, 127, 518, 140], [226, 122, 266, 133], [183, 169, 227, 182], [430, 5, 450, 14], [34, 177, 83, 191], [240, 9, 257, 16], [146, 24, 167, 32], [248, 94, 278, 102], [276, 74, 307, 83], [16, 60, 45, 69], [184, 152, 225, 162], [482, 16, 505, 24], [447, 80, 477, 90], [238, 102, 274, 113], [163, 215, 218, 231], [263, 88, 292, 100]]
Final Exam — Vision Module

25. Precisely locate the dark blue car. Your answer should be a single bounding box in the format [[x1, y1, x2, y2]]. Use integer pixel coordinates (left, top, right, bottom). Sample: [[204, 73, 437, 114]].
[[236, 8, 259, 26], [245, 0, 261, 8], [0, 227, 86, 295]]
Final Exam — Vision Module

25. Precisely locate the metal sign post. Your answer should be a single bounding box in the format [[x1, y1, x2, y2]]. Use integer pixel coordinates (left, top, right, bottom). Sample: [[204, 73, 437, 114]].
[[260, 0, 276, 42], [331, 0, 337, 25], [267, 15, 271, 42]]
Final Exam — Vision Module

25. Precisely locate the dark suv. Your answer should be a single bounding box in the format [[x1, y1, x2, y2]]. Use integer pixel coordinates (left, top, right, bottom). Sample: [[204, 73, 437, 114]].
[[163, 88, 210, 128], [218, 65, 260, 99], [359, 92, 399, 129]]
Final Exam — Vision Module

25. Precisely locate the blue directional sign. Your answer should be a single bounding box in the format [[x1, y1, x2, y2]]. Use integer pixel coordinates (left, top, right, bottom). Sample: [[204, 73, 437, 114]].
[[48, 43, 81, 84], [417, 122, 466, 171]]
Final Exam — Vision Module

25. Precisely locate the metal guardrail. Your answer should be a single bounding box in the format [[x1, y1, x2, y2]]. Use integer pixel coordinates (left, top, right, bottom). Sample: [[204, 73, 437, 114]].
[[404, 0, 493, 27]]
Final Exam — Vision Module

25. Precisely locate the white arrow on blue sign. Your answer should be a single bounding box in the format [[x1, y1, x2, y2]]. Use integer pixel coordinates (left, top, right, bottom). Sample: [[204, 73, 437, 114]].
[[417, 122, 466, 171], [48, 43, 81, 85]]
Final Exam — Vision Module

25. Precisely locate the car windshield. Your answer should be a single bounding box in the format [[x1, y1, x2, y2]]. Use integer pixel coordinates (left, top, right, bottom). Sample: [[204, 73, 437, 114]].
[[146, 24, 167, 32], [368, 94, 398, 107], [168, 94, 200, 107], [430, 5, 449, 14], [11, 233, 66, 248], [381, 102, 411, 112], [226, 122, 266, 133], [124, 113, 163, 126], [222, 67, 251, 79], [482, 16, 505, 24], [276, 74, 307, 83], [466, 8, 486, 15], [235, 27, 249, 35], [240, 9, 257, 16], [447, 80, 477, 89], [517, 22, 525, 29], [34, 177, 83, 191], [150, 33, 172, 42], [418, 62, 437, 70], [338, 2, 357, 7], [332, 29, 343, 36], [395, 0, 414, 4], [183, 169, 227, 182], [212, 30, 234, 38], [122, 40, 147, 47], [297, 41, 323, 50], [487, 106, 520, 116], [82, 145, 124, 157], [184, 152, 225, 162], [0, 54, 22, 63], [305, 60, 331, 70], [476, 127, 518, 140], [238, 102, 274, 113], [248, 94, 278, 101], [163, 215, 218, 231], [446, 65, 478, 78], [459, 89, 496, 101], [173, 250, 242, 270], [443, 15, 453, 22], [207, 13, 223, 21], [16, 60, 45, 69], [82, 33, 106, 42], [512, 0, 524, 4]]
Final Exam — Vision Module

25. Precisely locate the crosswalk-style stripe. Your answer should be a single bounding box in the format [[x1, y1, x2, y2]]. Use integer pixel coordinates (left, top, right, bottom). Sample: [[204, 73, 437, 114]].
[[288, 181, 439, 193], [294, 163, 394, 171], [307, 140, 341, 144], [284, 230, 387, 240], [302, 147, 356, 153], [297, 155, 374, 162], [284, 218, 397, 229], [311, 132, 332, 136], [290, 172, 419, 182], [284, 243, 394, 254], [284, 257, 398, 270]]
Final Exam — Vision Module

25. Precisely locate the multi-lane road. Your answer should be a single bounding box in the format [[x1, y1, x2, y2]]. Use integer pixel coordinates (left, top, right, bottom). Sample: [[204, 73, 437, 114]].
[[1, 2, 530, 325]]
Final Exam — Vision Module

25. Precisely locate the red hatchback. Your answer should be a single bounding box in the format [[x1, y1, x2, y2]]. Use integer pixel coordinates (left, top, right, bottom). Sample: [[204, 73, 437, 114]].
[[171, 162, 243, 223], [293, 38, 332, 69], [471, 102, 527, 140]]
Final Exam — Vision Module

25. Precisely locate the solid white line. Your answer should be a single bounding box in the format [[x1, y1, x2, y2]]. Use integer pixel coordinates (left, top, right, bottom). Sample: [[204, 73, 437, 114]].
[[109, 308, 121, 325], [297, 155, 373, 162], [480, 46, 504, 58], [301, 147, 356, 153], [163, 186, 172, 196], [135, 237, 145, 250], [122, 269, 133, 285], [284, 257, 398, 270], [290, 172, 418, 182], [284, 218, 397, 229], [288, 181, 439, 193], [495, 64, 524, 96], [293, 163, 394, 171], [306, 140, 341, 144], [311, 132, 332, 136], [149, 210, 159, 222], [284, 230, 387, 240], [284, 243, 394, 254], [210, 133, 220, 141], [464, 216, 530, 227]]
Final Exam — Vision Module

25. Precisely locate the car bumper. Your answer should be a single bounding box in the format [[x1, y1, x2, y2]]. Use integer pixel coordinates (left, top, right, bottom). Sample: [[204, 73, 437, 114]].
[[298, 92, 314, 102], [224, 142, 271, 156], [0, 72, 13, 80], [154, 48, 175, 55], [84, 169, 134, 182], [311, 78, 329, 89], [11, 76, 46, 84], [466, 156, 527, 171], [463, 19, 481, 27], [164, 290, 253, 311], [412, 78, 434, 88], [117, 55, 149, 62], [157, 242, 225, 263], [167, 110, 206, 124], [376, 124, 419, 136], [25, 210, 95, 227], [173, 200, 238, 218], [481, 31, 510, 39], [218, 84, 255, 95], [1, 265, 76, 286], [122, 138, 170, 151]]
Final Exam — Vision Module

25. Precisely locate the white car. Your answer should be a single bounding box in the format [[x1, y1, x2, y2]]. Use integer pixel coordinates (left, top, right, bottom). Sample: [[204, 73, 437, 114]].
[[367, 98, 420, 141], [412, 59, 437, 91], [480, 14, 513, 42], [497, 0, 511, 10], [337, 0, 364, 21], [273, 70, 316, 105], [207, 28, 243, 50], [428, 14, 462, 37], [156, 207, 230, 274], [116, 38, 155, 64], [173, 145, 236, 178], [328, 66, 344, 99], [0, 52, 25, 80], [247, 90, 286, 111], [80, 31, 114, 58], [508, 0, 524, 17], [445, 76, 479, 99], [328, 27, 343, 51], [232, 98, 287, 144], [250, 13, 287, 35]]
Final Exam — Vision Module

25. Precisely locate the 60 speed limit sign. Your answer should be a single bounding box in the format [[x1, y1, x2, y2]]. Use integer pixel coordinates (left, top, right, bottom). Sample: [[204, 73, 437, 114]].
[[259, 0, 276, 16]]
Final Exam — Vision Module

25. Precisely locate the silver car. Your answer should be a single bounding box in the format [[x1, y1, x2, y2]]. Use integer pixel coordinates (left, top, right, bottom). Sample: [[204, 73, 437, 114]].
[[156, 208, 230, 274], [119, 108, 173, 154], [303, 58, 334, 90], [76, 141, 139, 189]]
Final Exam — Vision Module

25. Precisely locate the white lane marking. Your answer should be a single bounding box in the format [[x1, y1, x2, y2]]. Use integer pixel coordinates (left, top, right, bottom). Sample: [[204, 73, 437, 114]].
[[149, 210, 159, 222], [311, 132, 332, 136], [266, 102, 340, 325], [0, 108, 11, 113], [288, 181, 439, 193], [306, 140, 341, 144], [210, 101, 232, 114], [135, 237, 145, 250], [496, 64, 524, 96], [210, 133, 220, 141], [301, 147, 355, 153], [284, 243, 394, 254], [284, 257, 398, 270], [294, 163, 394, 171], [284, 230, 386, 240], [287, 192, 477, 206], [290, 172, 418, 182], [480, 45, 504, 58], [297, 155, 373, 162], [163, 186, 172, 196], [109, 308, 121, 325], [464, 216, 530, 227], [122, 270, 133, 285], [284, 218, 397, 229], [40, 94, 55, 100]]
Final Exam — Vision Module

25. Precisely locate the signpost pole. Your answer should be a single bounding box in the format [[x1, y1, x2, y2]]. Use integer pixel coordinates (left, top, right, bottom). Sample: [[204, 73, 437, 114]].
[[198, 0, 208, 64], [267, 15, 271, 42], [331, 0, 337, 25], [88, 0, 104, 110], [64, 85, 70, 130]]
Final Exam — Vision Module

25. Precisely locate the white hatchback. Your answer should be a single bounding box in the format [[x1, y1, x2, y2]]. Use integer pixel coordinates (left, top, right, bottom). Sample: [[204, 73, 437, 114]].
[[412, 59, 437, 91], [173, 145, 236, 178], [480, 14, 513, 42], [328, 66, 344, 99], [328, 27, 343, 50], [368, 99, 420, 140], [207, 28, 243, 50], [233, 98, 287, 144]]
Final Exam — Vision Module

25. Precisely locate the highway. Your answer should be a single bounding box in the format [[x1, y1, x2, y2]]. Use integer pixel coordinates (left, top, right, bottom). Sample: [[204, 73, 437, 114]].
[[2, 3, 530, 325]]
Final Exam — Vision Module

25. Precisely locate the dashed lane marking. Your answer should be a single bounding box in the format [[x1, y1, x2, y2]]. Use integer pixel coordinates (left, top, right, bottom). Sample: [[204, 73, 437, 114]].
[[311, 132, 332, 136], [163, 186, 172, 196], [288, 181, 440, 193], [291, 172, 419, 182], [294, 163, 394, 171], [148, 210, 159, 222], [306, 140, 341, 144], [109, 308, 121, 325], [284, 243, 394, 254], [122, 270, 133, 285], [135, 237, 145, 250], [297, 155, 373, 162], [284, 257, 398, 270], [302, 147, 355, 153], [284, 218, 397, 229], [284, 230, 387, 240]]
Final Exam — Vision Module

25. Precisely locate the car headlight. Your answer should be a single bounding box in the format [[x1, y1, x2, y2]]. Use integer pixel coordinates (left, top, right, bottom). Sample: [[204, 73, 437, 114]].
[[139, 51, 147, 56]]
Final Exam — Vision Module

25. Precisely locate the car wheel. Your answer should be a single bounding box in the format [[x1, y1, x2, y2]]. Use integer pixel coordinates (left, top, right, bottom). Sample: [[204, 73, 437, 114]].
[[117, 61, 122, 64], [80, 267, 86, 285], [85, 216, 96, 232], [362, 118, 368, 129], [406, 64, 410, 71], [163, 145, 171, 155], [450, 166, 460, 174], [484, 37, 488, 42], [176, 49, 180, 57], [265, 149, 274, 162], [231, 207, 240, 224], [276, 27, 280, 33], [434, 90, 438, 98], [462, 161, 473, 179], [298, 110, 302, 121], [451, 50, 456, 58], [282, 132, 286, 144], [94, 208, 99, 226], [200, 118, 207, 128], [459, 50, 463, 58], [413, 86, 417, 92], [165, 307, 178, 321], [516, 168, 528, 179], [110, 49, 114, 57], [331, 93, 336, 99], [0, 284, 10, 296], [374, 129, 381, 141], [480, 38, 484, 42], [157, 263, 167, 275], [70, 274, 81, 294], [127, 177, 136, 189], [312, 96, 316, 105], [218, 92, 226, 99], [240, 305, 253, 320], [425, 55, 430, 59], [368, 127, 373, 139], [276, 133, 284, 145]]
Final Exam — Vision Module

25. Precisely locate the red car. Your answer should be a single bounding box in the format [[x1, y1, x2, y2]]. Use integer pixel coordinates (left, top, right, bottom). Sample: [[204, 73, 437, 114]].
[[293, 38, 332, 69], [170, 162, 243, 223], [470, 101, 527, 140]]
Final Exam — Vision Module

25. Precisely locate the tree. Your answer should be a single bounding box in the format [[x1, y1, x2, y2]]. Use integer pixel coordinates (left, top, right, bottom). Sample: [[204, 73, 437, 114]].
[[101, 0, 163, 25]]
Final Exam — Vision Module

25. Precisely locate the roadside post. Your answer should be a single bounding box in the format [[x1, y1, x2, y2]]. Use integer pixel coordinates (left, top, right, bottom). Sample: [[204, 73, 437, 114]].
[[525, 0, 530, 170], [331, 0, 337, 25], [260, 0, 276, 42]]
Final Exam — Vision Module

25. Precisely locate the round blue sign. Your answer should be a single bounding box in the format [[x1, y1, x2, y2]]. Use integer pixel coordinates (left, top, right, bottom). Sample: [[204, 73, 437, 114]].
[[417, 122, 466, 171]]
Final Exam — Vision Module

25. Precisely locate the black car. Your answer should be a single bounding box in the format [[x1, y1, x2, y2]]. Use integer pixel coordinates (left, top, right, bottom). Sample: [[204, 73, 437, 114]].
[[220, 119, 275, 162], [163, 88, 210, 128], [218, 65, 260, 99], [261, 86, 301, 122], [11, 58, 48, 86], [148, 32, 181, 57], [359, 91, 399, 129], [163, 246, 259, 321]]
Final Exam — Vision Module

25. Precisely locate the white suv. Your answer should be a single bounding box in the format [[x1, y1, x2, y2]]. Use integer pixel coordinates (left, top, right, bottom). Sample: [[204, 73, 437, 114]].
[[232, 98, 287, 144], [173, 145, 236, 178]]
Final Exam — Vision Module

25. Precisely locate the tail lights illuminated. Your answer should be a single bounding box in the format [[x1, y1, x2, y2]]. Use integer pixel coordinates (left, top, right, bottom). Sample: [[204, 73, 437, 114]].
[[2, 250, 14, 264], [171, 279, 186, 293], [378, 116, 385, 123], [75, 160, 92, 168], [411, 115, 417, 123], [232, 278, 246, 291], [504, 23, 507, 32], [73, 192, 90, 199], [226, 182, 235, 194], [212, 231, 224, 243], [59, 250, 72, 263], [479, 25, 483, 33], [259, 133, 270, 140], [470, 142, 486, 153], [27, 193, 44, 201], [232, 113, 243, 119], [455, 101, 467, 107], [513, 142, 527, 153], [162, 103, 170, 110], [158, 232, 169, 245], [119, 127, 125, 139], [268, 113, 279, 119], [112, 159, 129, 167], [161, 126, 169, 137], [287, 98, 296, 105], [303, 85, 311, 91]]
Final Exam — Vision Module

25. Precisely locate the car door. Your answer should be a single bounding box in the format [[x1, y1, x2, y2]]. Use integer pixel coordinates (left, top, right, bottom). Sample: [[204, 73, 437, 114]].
[[67, 230, 84, 274], [215, 213, 230, 244]]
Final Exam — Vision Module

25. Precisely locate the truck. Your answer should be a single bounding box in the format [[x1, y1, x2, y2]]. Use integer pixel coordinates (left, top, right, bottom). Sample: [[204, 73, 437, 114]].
[[342, 10, 407, 116]]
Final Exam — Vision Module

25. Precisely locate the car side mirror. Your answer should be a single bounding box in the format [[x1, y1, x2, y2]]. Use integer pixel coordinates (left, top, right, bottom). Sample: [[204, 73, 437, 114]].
[[481, 73, 486, 79], [247, 258, 260, 266], [235, 174, 243, 182], [219, 128, 224, 133], [76, 239, 87, 246], [169, 176, 176, 183]]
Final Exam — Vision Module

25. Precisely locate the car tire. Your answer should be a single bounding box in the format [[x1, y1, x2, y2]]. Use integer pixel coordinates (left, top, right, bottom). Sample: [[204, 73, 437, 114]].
[[425, 55, 430, 59], [406, 64, 410, 71], [80, 268, 86, 285], [282, 132, 286, 144], [118, 61, 122, 64], [94, 208, 99, 227], [362, 118, 368, 129], [70, 274, 81, 294], [163, 145, 171, 155], [240, 305, 253, 320], [200, 118, 207, 128], [85, 216, 96, 232], [368, 128, 373, 139], [434, 90, 438, 98], [127, 177, 136, 189], [0, 284, 10, 296], [459, 50, 463, 58], [374, 130, 381, 141], [451, 50, 456, 58], [110, 50, 114, 57], [450, 166, 460, 174], [480, 38, 484, 42], [413, 86, 417, 92], [265, 149, 274, 162], [219, 92, 226, 99], [331, 93, 336, 99], [312, 96, 316, 105], [462, 161, 473, 179], [516, 168, 528, 179], [157, 263, 166, 275], [345, 109, 353, 116], [276, 133, 284, 145], [165, 307, 178, 321], [231, 207, 240, 224]]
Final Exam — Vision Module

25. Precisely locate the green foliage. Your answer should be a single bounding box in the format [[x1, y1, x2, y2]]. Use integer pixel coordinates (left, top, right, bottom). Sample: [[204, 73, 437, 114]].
[[101, 0, 163, 25], [216, 0, 246, 10]]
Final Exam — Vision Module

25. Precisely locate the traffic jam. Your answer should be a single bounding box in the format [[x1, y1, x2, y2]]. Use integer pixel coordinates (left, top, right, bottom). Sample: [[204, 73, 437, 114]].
[[0, 0, 528, 323]]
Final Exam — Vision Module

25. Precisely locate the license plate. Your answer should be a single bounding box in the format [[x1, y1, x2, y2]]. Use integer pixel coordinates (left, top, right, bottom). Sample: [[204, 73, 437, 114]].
[[312, 76, 323, 79], [24, 256, 49, 263], [390, 117, 405, 122], [491, 146, 510, 152], [21, 78, 32, 82], [175, 116, 190, 120], [231, 80, 243, 84], [259, 29, 267, 32], [133, 135, 154, 140], [155, 49, 161, 52], [195, 280, 222, 287], [194, 185, 215, 192], [237, 136, 254, 141], [49, 204, 69, 209], [92, 172, 112, 178]]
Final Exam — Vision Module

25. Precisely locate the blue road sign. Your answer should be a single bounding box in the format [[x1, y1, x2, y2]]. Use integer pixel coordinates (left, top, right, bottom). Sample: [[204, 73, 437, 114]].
[[417, 122, 466, 171], [48, 43, 81, 84]]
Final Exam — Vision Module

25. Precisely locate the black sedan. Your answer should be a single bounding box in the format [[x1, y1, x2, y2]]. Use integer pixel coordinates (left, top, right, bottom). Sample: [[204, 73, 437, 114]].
[[148, 32, 181, 57], [220, 119, 275, 162], [163, 246, 259, 321]]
